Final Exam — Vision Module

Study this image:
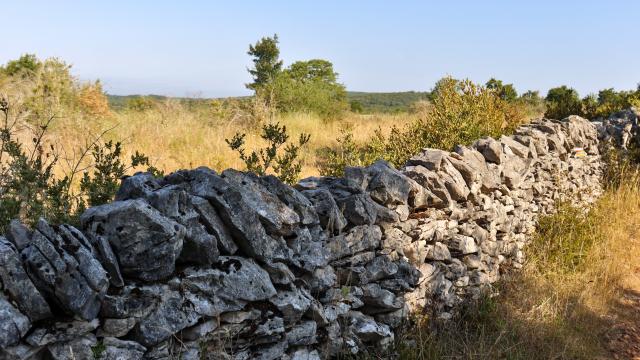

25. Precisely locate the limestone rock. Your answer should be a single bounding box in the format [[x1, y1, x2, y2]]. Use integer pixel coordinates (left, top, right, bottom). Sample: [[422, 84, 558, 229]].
[[81, 199, 185, 282]]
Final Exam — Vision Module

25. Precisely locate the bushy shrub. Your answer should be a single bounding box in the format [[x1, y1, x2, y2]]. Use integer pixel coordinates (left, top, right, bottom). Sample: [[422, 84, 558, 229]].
[[226, 122, 310, 184], [545, 85, 640, 120], [78, 80, 111, 117], [319, 77, 527, 174], [544, 85, 583, 120], [126, 96, 155, 111]]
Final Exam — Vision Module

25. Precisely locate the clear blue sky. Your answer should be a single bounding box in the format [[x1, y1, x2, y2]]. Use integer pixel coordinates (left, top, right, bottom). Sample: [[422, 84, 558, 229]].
[[2, 0, 639, 98]]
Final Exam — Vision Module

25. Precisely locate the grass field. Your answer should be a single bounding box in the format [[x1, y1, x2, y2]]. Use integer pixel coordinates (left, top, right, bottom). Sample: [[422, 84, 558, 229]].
[[45, 102, 416, 179]]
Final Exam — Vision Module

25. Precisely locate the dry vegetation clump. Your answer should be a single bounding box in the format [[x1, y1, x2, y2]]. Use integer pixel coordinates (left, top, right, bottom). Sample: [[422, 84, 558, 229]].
[[394, 171, 640, 359]]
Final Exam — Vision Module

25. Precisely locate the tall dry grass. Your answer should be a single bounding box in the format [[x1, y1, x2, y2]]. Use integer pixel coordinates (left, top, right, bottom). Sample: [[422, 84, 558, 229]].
[[396, 175, 640, 360], [45, 101, 415, 179]]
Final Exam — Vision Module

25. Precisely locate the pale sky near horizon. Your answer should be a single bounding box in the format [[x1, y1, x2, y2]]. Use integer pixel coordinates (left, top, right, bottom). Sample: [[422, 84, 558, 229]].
[[2, 0, 639, 98]]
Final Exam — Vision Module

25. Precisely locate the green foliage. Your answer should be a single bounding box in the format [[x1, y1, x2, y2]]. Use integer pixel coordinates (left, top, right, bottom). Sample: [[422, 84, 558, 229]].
[[518, 90, 546, 116], [531, 203, 597, 272], [544, 85, 583, 119], [2, 54, 41, 77], [349, 100, 363, 113], [0, 92, 159, 231], [80, 141, 159, 207], [226, 122, 310, 184], [246, 34, 283, 92], [584, 87, 640, 119], [91, 341, 106, 359], [125, 96, 155, 111], [268, 62, 348, 119], [0, 106, 73, 231], [545, 85, 640, 120], [319, 77, 527, 175], [246, 36, 348, 118], [346, 91, 431, 113], [318, 126, 371, 177], [486, 78, 518, 102]]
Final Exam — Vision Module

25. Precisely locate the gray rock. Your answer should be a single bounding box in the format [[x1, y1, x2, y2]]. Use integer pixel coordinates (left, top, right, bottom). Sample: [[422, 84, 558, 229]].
[[222, 169, 300, 236], [305, 266, 337, 294], [4, 220, 31, 250], [500, 135, 531, 158], [404, 166, 451, 207], [286, 226, 329, 271], [326, 225, 382, 261], [259, 175, 319, 226], [0, 343, 44, 360], [102, 337, 146, 360], [286, 321, 317, 346], [47, 334, 96, 360], [190, 195, 238, 255], [100, 287, 159, 319], [269, 286, 312, 324], [360, 283, 403, 313], [164, 168, 292, 263], [253, 316, 284, 342], [347, 311, 393, 342], [300, 189, 347, 235], [132, 286, 200, 347], [425, 242, 451, 261], [0, 295, 30, 348], [97, 318, 136, 337], [181, 319, 219, 341], [181, 256, 276, 318], [449, 234, 478, 254], [146, 186, 219, 265], [115, 172, 161, 201], [26, 319, 98, 347], [474, 137, 504, 164], [287, 348, 321, 360], [346, 160, 411, 206], [19, 220, 108, 320], [0, 237, 51, 321], [81, 199, 185, 282]]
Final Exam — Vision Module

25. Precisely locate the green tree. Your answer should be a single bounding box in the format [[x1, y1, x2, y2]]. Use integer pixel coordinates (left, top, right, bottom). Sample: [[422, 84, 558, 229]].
[[246, 34, 283, 92], [486, 78, 518, 102], [544, 86, 583, 119], [287, 59, 338, 83], [270, 59, 348, 118]]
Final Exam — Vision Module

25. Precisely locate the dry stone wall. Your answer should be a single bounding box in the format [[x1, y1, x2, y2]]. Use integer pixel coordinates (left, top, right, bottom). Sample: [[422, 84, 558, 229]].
[[0, 111, 637, 360]]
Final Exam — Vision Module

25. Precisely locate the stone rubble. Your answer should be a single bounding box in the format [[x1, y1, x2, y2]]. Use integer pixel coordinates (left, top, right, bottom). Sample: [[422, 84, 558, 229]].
[[0, 112, 637, 359]]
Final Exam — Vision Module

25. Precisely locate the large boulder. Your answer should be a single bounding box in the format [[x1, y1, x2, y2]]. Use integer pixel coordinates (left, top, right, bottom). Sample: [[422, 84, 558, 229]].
[[81, 199, 185, 282]]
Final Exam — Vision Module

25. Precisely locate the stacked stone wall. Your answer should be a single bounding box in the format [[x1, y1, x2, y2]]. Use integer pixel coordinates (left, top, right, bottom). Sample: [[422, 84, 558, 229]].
[[2, 111, 637, 359]]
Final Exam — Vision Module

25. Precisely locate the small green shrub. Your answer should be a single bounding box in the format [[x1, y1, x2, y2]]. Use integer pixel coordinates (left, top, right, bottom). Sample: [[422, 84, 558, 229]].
[[226, 122, 310, 184]]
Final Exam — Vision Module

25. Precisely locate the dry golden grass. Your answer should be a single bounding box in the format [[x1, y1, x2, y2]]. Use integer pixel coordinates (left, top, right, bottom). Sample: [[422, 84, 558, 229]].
[[44, 101, 415, 179], [396, 178, 640, 360]]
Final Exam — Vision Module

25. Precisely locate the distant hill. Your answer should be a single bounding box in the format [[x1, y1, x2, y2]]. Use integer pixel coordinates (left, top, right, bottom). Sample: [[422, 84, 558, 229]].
[[108, 91, 430, 113], [347, 91, 430, 113]]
